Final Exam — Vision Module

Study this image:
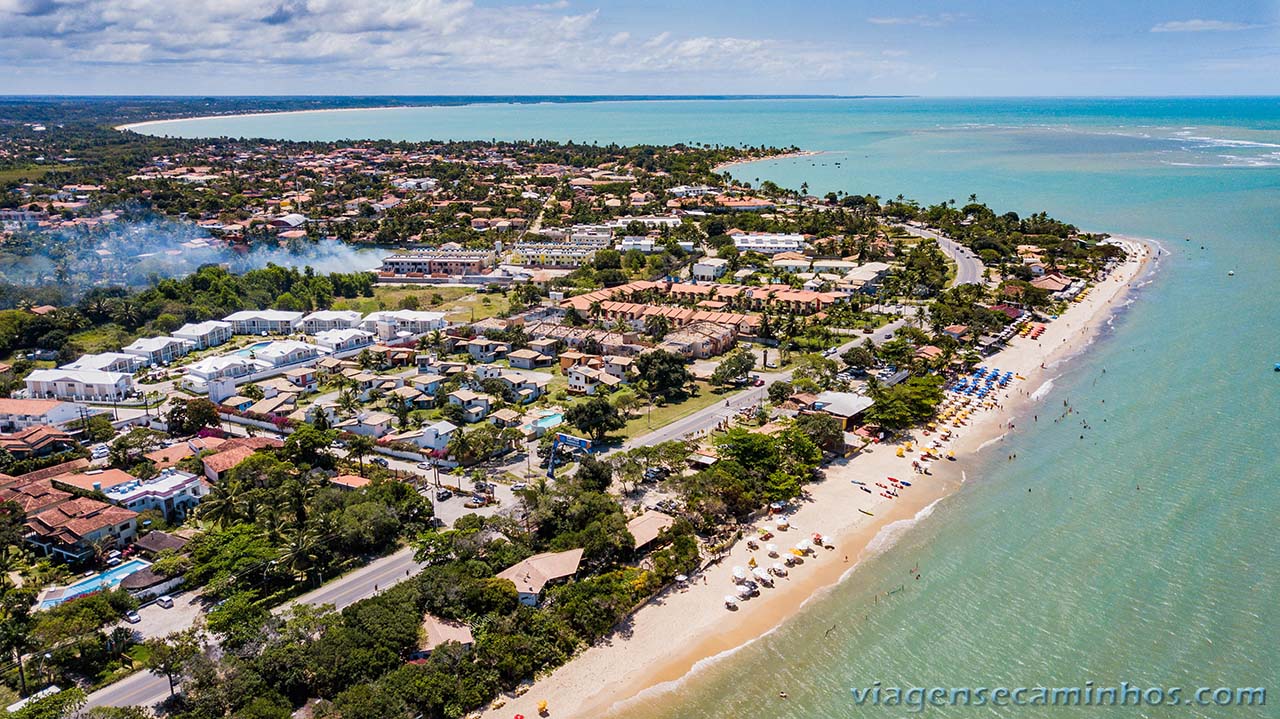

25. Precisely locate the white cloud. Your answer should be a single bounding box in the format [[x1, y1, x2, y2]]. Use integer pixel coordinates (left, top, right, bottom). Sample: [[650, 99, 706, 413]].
[[0, 0, 938, 93], [1150, 19, 1259, 32], [867, 14, 960, 28]]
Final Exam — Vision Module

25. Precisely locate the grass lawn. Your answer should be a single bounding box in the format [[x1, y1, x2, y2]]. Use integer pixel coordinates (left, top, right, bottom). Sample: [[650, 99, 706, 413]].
[[69, 323, 134, 354], [0, 165, 70, 183], [334, 285, 512, 322], [617, 381, 742, 440]]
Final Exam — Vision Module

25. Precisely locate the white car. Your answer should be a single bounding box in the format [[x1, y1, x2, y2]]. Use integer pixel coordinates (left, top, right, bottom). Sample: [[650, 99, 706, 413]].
[[156, 595, 174, 609], [511, 482, 528, 492]]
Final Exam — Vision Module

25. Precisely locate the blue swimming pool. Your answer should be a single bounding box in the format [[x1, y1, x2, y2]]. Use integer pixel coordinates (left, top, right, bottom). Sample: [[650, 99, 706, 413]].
[[232, 341, 272, 357], [533, 412, 563, 429], [38, 558, 151, 609]]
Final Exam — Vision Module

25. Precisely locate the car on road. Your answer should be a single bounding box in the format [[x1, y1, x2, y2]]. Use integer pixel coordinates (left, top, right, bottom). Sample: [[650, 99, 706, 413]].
[[417, 461, 434, 469], [435, 489, 453, 501], [511, 482, 528, 492], [753, 377, 765, 387], [862, 327, 874, 334], [124, 610, 141, 624], [370, 457, 389, 468]]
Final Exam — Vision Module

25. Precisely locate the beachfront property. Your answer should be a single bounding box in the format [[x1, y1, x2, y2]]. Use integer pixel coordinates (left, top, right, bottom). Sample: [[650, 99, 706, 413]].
[[60, 352, 144, 374], [24, 368, 135, 401], [56, 467, 208, 522], [361, 309, 448, 340], [299, 310, 364, 334], [496, 548, 585, 606], [121, 336, 195, 366], [692, 257, 729, 281], [314, 328, 376, 354], [410, 614, 474, 660], [731, 232, 806, 254], [24, 496, 138, 562], [173, 320, 234, 349], [0, 398, 86, 432], [224, 309, 305, 335]]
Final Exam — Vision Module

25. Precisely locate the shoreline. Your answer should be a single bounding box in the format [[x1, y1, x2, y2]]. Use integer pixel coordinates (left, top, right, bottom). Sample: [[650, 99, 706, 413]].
[[712, 150, 822, 174], [487, 236, 1158, 719]]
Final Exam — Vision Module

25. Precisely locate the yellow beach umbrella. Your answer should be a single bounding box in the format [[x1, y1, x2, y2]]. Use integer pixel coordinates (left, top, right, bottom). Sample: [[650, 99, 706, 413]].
[[896, 447, 905, 457]]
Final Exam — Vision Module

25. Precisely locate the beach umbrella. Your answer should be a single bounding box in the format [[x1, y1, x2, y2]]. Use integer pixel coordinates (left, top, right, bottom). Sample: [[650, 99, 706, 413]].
[[796, 539, 812, 553], [748, 556, 757, 568], [789, 548, 805, 557], [675, 574, 688, 583], [724, 595, 739, 606], [772, 562, 788, 576], [732, 566, 747, 581], [752, 567, 772, 583], [736, 585, 753, 598], [766, 544, 778, 556]]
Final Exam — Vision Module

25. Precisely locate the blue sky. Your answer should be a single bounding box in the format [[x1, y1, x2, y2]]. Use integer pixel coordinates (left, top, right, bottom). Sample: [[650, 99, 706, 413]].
[[0, 0, 1276, 95]]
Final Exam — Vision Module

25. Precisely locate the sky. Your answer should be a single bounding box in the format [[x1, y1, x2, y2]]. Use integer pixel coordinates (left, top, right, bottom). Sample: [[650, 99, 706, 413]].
[[0, 0, 1277, 96]]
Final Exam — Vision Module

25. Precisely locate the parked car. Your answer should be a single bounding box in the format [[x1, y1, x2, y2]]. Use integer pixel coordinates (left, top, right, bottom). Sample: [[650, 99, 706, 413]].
[[124, 610, 141, 624], [435, 489, 453, 501], [156, 595, 174, 609], [753, 378, 765, 387], [370, 457, 389, 468], [511, 482, 528, 492], [417, 461, 433, 469]]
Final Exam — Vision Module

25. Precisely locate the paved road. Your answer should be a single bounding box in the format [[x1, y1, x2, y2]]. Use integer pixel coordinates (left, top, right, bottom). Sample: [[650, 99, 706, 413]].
[[900, 224, 985, 286], [87, 546, 428, 710]]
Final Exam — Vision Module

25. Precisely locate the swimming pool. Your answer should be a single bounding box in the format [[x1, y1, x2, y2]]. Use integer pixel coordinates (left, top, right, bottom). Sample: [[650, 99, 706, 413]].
[[38, 558, 151, 609], [233, 341, 272, 357], [533, 412, 563, 429]]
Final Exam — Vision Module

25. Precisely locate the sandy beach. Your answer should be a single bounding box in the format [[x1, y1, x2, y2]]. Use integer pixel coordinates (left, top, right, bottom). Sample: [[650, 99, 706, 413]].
[[487, 236, 1158, 719], [712, 150, 822, 175]]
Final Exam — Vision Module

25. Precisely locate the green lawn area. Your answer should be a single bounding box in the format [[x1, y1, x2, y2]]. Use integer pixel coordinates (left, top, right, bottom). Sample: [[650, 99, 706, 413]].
[[0, 165, 72, 183], [69, 323, 135, 354], [334, 285, 511, 322], [617, 381, 742, 440]]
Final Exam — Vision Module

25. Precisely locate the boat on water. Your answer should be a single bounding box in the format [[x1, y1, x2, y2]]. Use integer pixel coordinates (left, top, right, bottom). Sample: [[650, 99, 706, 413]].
[[860, 487, 872, 494], [859, 508, 874, 516]]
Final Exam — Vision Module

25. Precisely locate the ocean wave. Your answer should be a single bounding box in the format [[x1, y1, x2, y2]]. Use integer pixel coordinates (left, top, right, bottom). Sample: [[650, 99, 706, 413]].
[[1029, 378, 1057, 401], [862, 498, 943, 559], [976, 432, 1008, 452]]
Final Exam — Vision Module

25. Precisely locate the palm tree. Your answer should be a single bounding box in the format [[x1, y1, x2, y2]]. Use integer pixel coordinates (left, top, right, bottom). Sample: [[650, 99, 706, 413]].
[[197, 482, 241, 527], [337, 389, 361, 417], [346, 434, 375, 475], [278, 526, 322, 585]]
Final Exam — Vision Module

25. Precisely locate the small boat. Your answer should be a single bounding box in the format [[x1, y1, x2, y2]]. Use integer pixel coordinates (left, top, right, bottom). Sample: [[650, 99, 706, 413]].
[[860, 487, 872, 494], [859, 508, 874, 516], [876, 482, 888, 489], [851, 480, 866, 485], [897, 479, 912, 487], [1228, 270, 1234, 276], [881, 492, 895, 499]]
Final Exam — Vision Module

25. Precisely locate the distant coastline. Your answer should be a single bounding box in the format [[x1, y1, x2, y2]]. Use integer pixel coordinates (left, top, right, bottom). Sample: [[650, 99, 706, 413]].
[[115, 95, 910, 134]]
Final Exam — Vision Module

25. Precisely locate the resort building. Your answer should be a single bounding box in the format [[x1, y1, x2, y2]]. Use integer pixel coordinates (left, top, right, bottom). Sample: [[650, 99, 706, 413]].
[[299, 310, 364, 334], [410, 614, 474, 660], [386, 420, 457, 453], [618, 236, 659, 253], [379, 250, 496, 277], [60, 352, 144, 374], [24, 497, 138, 562], [183, 356, 268, 392], [224, 309, 305, 335], [335, 411, 395, 438], [24, 368, 134, 402], [251, 340, 323, 367], [0, 399, 86, 432], [657, 321, 738, 359], [510, 242, 597, 267], [121, 336, 194, 366], [173, 320, 234, 349], [627, 510, 676, 550], [361, 310, 448, 340], [314, 328, 376, 354], [496, 548, 584, 606], [731, 232, 806, 254], [85, 468, 208, 522], [692, 257, 729, 282]]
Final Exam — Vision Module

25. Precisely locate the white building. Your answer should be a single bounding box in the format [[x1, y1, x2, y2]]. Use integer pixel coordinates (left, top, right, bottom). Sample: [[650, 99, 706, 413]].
[[173, 320, 233, 350], [102, 468, 209, 521], [299, 310, 364, 334], [607, 215, 682, 229], [183, 356, 269, 392], [121, 336, 194, 366], [619, 236, 659, 253], [0, 398, 86, 432], [314, 328, 375, 354], [25, 368, 134, 401], [224, 310, 304, 335], [253, 340, 323, 367], [60, 352, 143, 374], [361, 310, 447, 341], [692, 258, 729, 282], [731, 232, 806, 255], [386, 420, 457, 453]]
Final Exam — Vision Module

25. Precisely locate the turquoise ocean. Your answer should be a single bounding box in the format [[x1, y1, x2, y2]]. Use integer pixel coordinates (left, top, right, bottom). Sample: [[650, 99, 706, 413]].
[[138, 98, 1280, 717]]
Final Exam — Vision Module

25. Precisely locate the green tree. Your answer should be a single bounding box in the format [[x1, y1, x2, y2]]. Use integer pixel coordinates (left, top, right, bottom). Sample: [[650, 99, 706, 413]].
[[709, 347, 755, 387], [144, 629, 201, 697], [564, 396, 625, 442], [633, 349, 692, 402], [346, 434, 376, 475], [766, 380, 793, 405], [282, 423, 336, 469]]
